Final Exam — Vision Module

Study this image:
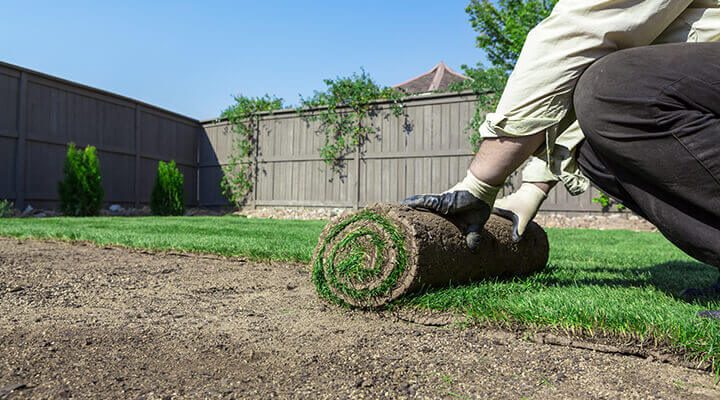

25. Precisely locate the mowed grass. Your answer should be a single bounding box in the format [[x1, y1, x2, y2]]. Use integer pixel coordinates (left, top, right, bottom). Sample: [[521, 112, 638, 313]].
[[401, 229, 720, 366], [1, 216, 719, 365], [0, 216, 326, 262]]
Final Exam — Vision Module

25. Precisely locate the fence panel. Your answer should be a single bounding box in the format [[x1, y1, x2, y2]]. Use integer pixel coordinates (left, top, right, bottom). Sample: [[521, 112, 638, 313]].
[[0, 61, 201, 210], [0, 66, 19, 202], [197, 120, 236, 207], [255, 113, 355, 207], [359, 94, 477, 207], [199, 92, 607, 213]]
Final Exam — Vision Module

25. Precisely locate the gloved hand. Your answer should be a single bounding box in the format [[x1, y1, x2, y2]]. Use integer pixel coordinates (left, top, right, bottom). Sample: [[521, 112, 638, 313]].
[[401, 170, 501, 250], [492, 182, 547, 243]]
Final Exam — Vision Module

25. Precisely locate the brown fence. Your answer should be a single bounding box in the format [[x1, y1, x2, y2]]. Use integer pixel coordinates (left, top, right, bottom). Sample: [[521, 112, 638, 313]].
[[0, 61, 202, 210], [200, 91, 607, 213], [0, 61, 607, 214]]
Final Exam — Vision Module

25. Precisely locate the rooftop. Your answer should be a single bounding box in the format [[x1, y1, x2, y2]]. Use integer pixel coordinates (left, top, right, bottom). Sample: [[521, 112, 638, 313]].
[[393, 61, 469, 95]]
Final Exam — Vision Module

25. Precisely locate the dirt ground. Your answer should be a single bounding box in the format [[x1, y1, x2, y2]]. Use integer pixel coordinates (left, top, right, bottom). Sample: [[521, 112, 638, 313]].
[[1, 238, 716, 399]]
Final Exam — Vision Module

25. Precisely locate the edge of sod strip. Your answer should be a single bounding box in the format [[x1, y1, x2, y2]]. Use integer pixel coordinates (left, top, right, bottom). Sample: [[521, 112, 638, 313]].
[[311, 209, 409, 308]]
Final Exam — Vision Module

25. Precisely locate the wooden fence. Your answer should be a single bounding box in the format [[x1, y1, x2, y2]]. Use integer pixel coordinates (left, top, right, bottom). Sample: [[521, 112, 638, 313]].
[[200, 91, 607, 213], [0, 61, 607, 214], [0, 61, 202, 210]]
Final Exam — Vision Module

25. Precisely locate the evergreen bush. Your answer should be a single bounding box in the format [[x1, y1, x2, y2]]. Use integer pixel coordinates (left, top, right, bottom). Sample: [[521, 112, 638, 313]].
[[58, 143, 104, 216], [0, 199, 13, 218], [150, 160, 185, 216]]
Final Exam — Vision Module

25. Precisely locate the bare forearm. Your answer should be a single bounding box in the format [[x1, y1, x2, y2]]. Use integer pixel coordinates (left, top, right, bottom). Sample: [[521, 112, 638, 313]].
[[469, 134, 546, 186]]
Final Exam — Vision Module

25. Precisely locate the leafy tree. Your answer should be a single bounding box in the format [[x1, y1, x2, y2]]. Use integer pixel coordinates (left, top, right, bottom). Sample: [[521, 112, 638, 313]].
[[466, 0, 557, 74]]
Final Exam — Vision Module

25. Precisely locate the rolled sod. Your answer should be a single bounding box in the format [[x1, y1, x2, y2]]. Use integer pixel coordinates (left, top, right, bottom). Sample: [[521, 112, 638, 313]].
[[311, 203, 549, 308]]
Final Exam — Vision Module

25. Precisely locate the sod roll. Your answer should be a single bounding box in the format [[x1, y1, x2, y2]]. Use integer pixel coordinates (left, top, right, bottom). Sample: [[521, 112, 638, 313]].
[[311, 203, 549, 308]]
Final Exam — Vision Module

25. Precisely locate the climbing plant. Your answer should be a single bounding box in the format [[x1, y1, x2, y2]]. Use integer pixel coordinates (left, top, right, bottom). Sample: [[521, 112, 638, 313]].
[[448, 65, 508, 151], [298, 69, 404, 176], [220, 94, 283, 207]]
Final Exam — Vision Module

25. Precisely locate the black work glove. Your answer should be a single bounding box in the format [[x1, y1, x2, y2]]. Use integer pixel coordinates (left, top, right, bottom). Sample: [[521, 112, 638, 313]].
[[401, 171, 501, 250]]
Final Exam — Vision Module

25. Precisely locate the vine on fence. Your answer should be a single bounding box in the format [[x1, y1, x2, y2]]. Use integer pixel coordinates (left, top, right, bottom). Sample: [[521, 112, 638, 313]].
[[298, 69, 405, 176], [448, 65, 508, 151], [220, 94, 283, 207]]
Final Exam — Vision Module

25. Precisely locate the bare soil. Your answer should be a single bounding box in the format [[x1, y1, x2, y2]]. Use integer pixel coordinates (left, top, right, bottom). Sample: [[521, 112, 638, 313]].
[[0, 238, 716, 399]]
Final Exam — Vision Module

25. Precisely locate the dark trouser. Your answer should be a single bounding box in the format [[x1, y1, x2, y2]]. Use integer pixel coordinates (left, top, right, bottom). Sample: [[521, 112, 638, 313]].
[[574, 42, 720, 268]]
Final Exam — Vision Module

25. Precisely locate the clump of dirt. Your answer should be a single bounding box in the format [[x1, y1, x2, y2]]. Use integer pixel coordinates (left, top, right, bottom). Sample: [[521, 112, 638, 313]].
[[1, 238, 717, 399]]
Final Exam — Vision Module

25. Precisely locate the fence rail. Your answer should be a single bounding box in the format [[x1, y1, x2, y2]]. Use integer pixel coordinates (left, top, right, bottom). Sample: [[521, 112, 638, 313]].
[[199, 91, 608, 213]]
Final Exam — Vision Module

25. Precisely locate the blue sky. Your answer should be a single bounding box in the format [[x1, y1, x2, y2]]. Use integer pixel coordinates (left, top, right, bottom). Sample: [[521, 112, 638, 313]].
[[1, 1, 486, 120]]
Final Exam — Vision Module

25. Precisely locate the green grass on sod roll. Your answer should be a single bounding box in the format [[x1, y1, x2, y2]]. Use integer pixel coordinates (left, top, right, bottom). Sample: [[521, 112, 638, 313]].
[[312, 209, 408, 306], [0, 216, 719, 366]]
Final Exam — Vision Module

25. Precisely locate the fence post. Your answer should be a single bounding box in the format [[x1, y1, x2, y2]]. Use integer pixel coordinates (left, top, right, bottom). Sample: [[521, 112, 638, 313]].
[[195, 126, 201, 207], [14, 71, 28, 211], [353, 144, 361, 209], [134, 105, 141, 208], [252, 116, 260, 209]]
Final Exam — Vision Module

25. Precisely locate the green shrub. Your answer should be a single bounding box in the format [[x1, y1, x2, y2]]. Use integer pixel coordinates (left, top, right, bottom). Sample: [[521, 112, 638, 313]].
[[58, 143, 104, 216], [150, 160, 185, 216], [0, 199, 14, 218], [592, 192, 626, 212]]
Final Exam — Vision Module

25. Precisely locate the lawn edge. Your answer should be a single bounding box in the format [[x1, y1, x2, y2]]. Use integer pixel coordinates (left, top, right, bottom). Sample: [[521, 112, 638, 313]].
[[0, 235, 310, 267]]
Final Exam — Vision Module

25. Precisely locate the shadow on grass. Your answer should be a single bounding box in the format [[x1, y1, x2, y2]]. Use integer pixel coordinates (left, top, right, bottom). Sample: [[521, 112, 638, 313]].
[[402, 260, 720, 308], [540, 260, 720, 306]]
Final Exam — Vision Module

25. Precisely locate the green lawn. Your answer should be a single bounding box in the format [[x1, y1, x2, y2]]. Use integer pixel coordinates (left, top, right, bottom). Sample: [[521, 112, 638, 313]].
[[401, 229, 720, 367], [0, 216, 326, 262], [1, 216, 718, 366]]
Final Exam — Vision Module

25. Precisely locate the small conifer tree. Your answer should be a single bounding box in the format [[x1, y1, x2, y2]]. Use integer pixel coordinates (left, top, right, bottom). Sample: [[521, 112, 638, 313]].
[[150, 160, 185, 216], [58, 143, 104, 216]]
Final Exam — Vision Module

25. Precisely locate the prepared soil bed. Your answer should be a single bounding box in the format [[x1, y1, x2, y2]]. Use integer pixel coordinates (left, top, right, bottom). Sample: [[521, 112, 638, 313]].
[[1, 238, 718, 399]]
